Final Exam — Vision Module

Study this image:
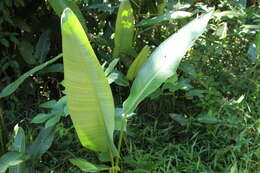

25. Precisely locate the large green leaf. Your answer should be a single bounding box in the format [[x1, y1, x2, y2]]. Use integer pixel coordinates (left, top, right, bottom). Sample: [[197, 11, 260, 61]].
[[123, 10, 214, 114], [18, 40, 36, 65], [61, 8, 117, 154], [0, 54, 62, 98], [113, 0, 135, 58]]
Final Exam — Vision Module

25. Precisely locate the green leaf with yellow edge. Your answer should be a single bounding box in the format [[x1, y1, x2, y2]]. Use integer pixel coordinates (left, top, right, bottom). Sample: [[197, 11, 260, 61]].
[[61, 8, 117, 155], [48, 0, 88, 32], [113, 0, 135, 58], [123, 10, 214, 114], [127, 46, 150, 81]]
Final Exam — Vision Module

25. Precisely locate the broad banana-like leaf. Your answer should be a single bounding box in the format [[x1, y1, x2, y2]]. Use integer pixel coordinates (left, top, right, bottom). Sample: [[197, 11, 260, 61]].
[[61, 8, 117, 154], [123, 10, 214, 114], [48, 0, 88, 32], [113, 0, 135, 58], [127, 46, 150, 81]]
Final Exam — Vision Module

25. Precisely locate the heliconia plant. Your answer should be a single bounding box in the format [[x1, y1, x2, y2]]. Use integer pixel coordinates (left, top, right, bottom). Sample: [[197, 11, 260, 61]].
[[0, 2, 214, 171], [60, 7, 214, 172]]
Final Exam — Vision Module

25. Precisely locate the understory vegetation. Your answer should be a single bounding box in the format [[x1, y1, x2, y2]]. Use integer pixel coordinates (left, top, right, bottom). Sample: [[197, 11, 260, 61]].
[[0, 0, 259, 172]]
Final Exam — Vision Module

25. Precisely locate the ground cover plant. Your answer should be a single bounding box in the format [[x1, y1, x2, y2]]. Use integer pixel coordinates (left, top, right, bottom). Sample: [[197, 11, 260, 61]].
[[0, 0, 259, 172]]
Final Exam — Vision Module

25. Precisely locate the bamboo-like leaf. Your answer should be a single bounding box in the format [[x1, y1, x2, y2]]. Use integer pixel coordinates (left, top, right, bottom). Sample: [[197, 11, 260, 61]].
[[0, 54, 62, 98], [127, 46, 150, 81], [9, 125, 26, 173], [123, 10, 214, 114], [61, 8, 117, 154], [113, 0, 135, 58]]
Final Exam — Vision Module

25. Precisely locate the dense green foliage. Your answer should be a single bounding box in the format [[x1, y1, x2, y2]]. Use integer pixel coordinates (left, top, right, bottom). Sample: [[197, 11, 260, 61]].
[[0, 0, 259, 172]]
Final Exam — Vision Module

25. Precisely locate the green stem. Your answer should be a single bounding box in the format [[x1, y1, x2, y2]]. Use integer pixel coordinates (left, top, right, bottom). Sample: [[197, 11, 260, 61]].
[[109, 149, 115, 173], [115, 117, 127, 172]]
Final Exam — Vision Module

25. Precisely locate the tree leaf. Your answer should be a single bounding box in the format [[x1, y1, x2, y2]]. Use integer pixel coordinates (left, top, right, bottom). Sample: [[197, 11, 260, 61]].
[[137, 11, 192, 27], [113, 0, 135, 58], [39, 100, 57, 109], [0, 152, 29, 173], [0, 54, 62, 98], [69, 158, 111, 172], [0, 39, 10, 47], [45, 115, 61, 128], [35, 30, 51, 63], [104, 58, 120, 76], [27, 127, 55, 159], [61, 8, 117, 155], [123, 10, 214, 114], [18, 40, 37, 65], [127, 46, 150, 81]]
